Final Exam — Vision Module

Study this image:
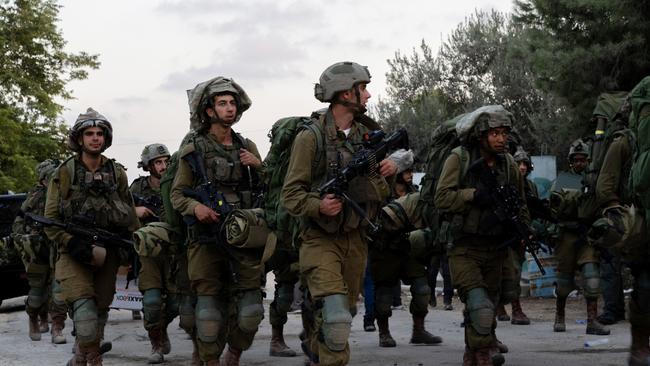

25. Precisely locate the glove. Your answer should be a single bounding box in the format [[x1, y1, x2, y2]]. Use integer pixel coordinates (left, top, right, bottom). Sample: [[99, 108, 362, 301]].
[[473, 187, 492, 207], [67, 236, 93, 264]]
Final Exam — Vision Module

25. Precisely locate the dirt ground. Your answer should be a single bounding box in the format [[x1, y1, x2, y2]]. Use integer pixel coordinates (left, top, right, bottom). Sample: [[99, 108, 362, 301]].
[[0, 290, 630, 366]]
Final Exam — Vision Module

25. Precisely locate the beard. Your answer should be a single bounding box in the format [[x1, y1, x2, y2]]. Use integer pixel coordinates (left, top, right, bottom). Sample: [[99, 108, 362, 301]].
[[209, 114, 238, 128]]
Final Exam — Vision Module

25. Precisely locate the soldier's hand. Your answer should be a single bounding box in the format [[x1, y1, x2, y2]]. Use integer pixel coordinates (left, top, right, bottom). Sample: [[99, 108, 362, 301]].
[[194, 204, 220, 223], [319, 194, 343, 216], [135, 206, 154, 219], [240, 149, 262, 169], [379, 159, 398, 177]]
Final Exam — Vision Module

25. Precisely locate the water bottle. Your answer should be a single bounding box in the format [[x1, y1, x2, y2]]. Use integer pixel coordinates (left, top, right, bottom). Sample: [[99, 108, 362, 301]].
[[584, 338, 609, 348]]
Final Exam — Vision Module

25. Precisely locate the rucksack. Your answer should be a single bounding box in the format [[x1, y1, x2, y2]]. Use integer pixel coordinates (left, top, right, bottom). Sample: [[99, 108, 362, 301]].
[[263, 112, 324, 246], [159, 150, 187, 247], [627, 76, 650, 215]]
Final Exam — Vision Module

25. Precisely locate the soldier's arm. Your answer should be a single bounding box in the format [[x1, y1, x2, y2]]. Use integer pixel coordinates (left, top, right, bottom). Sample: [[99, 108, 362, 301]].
[[43, 169, 72, 250], [117, 166, 141, 231], [170, 144, 201, 217], [281, 130, 322, 219], [434, 153, 475, 212], [515, 163, 531, 225], [596, 136, 632, 208]]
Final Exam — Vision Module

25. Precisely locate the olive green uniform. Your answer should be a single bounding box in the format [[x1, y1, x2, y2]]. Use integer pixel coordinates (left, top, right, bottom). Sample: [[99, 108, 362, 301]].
[[170, 131, 264, 362], [434, 148, 527, 352], [12, 184, 68, 336], [44, 155, 139, 348], [282, 111, 390, 366]]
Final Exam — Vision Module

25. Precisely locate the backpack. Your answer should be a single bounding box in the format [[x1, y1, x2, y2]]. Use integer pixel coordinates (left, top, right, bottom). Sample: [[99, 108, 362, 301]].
[[263, 112, 324, 246], [160, 150, 184, 231], [627, 76, 650, 215]]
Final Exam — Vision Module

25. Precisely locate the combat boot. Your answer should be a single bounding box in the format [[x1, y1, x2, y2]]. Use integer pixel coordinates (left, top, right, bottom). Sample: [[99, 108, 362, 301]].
[[554, 297, 566, 332], [205, 359, 220, 366], [161, 324, 171, 355], [85, 343, 103, 366], [463, 346, 476, 366], [496, 304, 510, 321], [51, 316, 67, 344], [410, 314, 442, 345], [510, 298, 531, 325], [28, 313, 41, 341], [67, 340, 86, 366], [475, 347, 505, 366], [191, 334, 201, 366], [38, 309, 49, 333], [629, 326, 650, 366], [147, 327, 164, 364], [494, 338, 509, 354], [270, 324, 297, 357], [223, 346, 242, 366], [377, 317, 396, 347], [586, 299, 610, 335]]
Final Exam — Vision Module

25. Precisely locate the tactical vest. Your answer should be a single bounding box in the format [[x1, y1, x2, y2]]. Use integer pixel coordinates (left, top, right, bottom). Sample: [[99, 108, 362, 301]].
[[58, 156, 135, 230], [191, 131, 259, 209], [130, 176, 165, 220], [13, 185, 51, 262], [306, 112, 390, 233]]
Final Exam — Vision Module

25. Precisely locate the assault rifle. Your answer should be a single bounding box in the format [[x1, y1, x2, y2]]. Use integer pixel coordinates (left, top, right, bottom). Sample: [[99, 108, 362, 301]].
[[469, 157, 547, 275], [317, 128, 409, 233], [132, 193, 162, 222], [181, 151, 238, 282], [23, 212, 135, 250]]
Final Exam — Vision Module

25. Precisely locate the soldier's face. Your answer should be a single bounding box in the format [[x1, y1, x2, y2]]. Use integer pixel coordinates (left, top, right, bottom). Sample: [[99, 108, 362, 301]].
[[401, 169, 413, 183], [571, 154, 588, 173], [340, 83, 371, 110], [150, 156, 169, 177], [208, 94, 237, 125], [518, 161, 528, 176], [485, 127, 509, 154], [79, 127, 105, 155]]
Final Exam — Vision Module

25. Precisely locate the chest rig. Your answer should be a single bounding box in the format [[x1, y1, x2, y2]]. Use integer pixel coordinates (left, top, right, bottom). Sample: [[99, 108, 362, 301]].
[[23, 186, 47, 234], [191, 131, 259, 210], [58, 157, 134, 229]]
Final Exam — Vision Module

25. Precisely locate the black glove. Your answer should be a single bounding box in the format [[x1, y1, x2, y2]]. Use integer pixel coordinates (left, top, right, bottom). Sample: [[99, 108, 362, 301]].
[[473, 187, 492, 207], [67, 236, 93, 263]]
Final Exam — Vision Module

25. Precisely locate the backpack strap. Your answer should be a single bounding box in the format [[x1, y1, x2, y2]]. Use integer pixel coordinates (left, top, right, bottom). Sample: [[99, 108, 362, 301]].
[[451, 146, 471, 184], [302, 122, 325, 170]]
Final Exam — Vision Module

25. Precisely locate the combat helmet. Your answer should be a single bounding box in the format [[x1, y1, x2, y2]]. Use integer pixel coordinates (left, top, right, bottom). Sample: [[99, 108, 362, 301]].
[[187, 77, 252, 131], [568, 138, 590, 161], [36, 159, 60, 182], [67, 107, 113, 152], [138, 143, 171, 171], [314, 61, 371, 103]]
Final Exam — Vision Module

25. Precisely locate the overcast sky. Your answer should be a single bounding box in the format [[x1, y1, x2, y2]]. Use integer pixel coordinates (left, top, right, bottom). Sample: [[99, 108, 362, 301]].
[[58, 0, 513, 182]]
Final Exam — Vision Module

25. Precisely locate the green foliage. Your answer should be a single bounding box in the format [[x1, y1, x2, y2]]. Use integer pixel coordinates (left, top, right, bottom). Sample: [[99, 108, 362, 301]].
[[0, 0, 99, 192]]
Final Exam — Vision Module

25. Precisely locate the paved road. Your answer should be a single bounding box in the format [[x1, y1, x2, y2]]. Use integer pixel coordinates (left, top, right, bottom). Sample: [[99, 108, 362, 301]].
[[0, 295, 628, 365]]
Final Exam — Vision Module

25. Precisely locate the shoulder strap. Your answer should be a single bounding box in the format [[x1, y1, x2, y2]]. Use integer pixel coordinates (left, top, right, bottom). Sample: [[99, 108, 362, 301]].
[[57, 156, 76, 199], [302, 121, 325, 170], [451, 146, 471, 183]]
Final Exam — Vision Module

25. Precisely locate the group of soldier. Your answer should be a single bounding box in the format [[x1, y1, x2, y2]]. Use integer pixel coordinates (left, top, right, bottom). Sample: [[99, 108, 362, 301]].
[[5, 60, 649, 366]]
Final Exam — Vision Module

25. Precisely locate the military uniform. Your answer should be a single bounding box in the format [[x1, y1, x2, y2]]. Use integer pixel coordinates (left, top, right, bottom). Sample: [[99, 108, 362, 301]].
[[171, 130, 264, 363], [435, 115, 528, 366], [12, 179, 68, 343], [45, 154, 139, 364]]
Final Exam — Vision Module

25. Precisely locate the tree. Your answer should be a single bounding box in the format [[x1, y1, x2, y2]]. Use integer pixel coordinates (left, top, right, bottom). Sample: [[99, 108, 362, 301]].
[[0, 0, 99, 192]]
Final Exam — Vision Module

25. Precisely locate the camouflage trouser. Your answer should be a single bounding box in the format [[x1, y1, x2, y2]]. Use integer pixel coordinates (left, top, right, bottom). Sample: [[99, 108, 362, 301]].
[[138, 251, 187, 330], [55, 248, 121, 344], [369, 246, 428, 317], [448, 237, 505, 351], [500, 247, 525, 305], [555, 228, 599, 275], [299, 228, 367, 366], [265, 248, 299, 327], [187, 241, 264, 361]]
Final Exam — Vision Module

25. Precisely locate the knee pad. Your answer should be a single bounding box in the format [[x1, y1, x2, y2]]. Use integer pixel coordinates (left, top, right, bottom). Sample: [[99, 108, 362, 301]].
[[274, 283, 295, 315], [409, 277, 431, 316], [555, 274, 575, 299], [237, 290, 264, 333], [178, 295, 196, 334], [142, 289, 163, 326], [321, 294, 352, 352], [165, 293, 180, 322], [466, 288, 494, 336], [51, 279, 66, 307], [581, 263, 601, 299], [72, 299, 98, 345], [196, 296, 222, 343], [26, 286, 48, 310], [374, 286, 393, 318]]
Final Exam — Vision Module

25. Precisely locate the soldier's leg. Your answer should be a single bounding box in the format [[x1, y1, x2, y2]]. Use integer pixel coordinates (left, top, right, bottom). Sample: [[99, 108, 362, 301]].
[[553, 229, 579, 333], [138, 255, 166, 364], [496, 250, 514, 322], [407, 276, 442, 345], [25, 261, 50, 341], [50, 277, 68, 344], [578, 238, 610, 336], [508, 248, 530, 325], [93, 248, 122, 362], [628, 267, 650, 366], [599, 249, 626, 324], [269, 274, 298, 357], [369, 247, 400, 348]]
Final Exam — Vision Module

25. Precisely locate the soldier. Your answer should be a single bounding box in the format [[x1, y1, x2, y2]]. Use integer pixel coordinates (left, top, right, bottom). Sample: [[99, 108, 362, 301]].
[[369, 151, 443, 348], [550, 138, 610, 336], [170, 77, 264, 366], [12, 159, 68, 344], [130, 143, 179, 364], [281, 61, 397, 366], [495, 148, 533, 325], [44, 108, 139, 366], [434, 107, 529, 366]]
